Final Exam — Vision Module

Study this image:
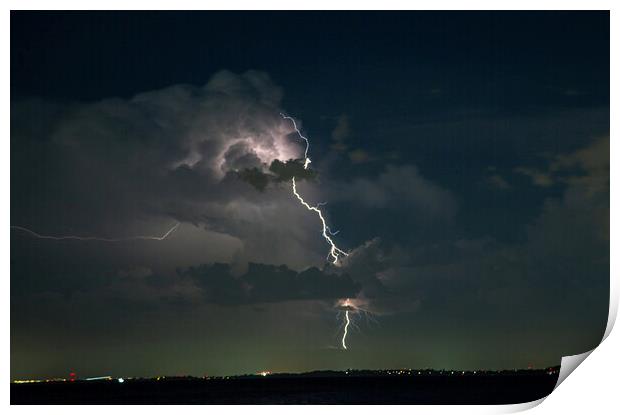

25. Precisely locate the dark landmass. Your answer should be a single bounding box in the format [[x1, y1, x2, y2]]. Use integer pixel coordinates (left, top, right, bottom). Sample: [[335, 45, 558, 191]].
[[11, 368, 560, 404]]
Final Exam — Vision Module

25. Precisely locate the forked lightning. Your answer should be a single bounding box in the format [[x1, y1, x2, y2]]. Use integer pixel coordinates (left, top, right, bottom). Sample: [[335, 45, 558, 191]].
[[282, 113, 348, 265]]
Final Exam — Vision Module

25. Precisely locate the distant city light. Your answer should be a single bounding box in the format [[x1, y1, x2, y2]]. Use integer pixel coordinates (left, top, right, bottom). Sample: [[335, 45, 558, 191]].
[[86, 376, 112, 381], [11, 366, 562, 386]]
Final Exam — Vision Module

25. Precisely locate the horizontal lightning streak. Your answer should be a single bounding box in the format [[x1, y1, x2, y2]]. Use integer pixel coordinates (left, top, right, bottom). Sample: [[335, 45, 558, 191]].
[[10, 223, 180, 242]]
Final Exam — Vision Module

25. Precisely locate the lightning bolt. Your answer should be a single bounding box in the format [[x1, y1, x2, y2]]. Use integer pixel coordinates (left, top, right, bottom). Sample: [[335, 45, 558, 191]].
[[282, 113, 352, 350], [10, 222, 180, 242], [281, 113, 311, 169], [336, 298, 377, 350], [282, 113, 348, 265], [342, 310, 350, 350], [291, 178, 348, 264]]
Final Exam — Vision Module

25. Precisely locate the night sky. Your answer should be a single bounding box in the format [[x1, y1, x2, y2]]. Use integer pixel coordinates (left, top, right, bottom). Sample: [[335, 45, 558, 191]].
[[11, 11, 609, 380]]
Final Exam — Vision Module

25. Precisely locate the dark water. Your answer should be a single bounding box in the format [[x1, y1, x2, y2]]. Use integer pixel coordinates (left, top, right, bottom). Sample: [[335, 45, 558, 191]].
[[11, 373, 559, 404]]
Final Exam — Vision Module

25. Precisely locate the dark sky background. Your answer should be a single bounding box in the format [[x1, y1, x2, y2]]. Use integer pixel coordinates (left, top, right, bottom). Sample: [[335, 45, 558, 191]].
[[10, 11, 609, 380]]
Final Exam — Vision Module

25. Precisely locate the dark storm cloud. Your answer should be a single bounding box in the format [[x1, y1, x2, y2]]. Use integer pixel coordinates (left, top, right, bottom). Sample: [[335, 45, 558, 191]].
[[308, 135, 609, 331], [11, 70, 339, 269], [13, 251, 359, 310], [10, 71, 608, 327], [329, 165, 457, 220], [183, 262, 360, 305], [12, 70, 299, 227], [321, 164, 459, 245], [236, 167, 271, 192], [236, 159, 317, 191], [347, 137, 608, 346], [268, 159, 317, 182]]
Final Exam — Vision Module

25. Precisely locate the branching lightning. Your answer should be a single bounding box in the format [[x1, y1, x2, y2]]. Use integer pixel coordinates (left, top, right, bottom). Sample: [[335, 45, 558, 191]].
[[282, 113, 355, 349], [282, 113, 348, 265], [10, 222, 180, 242], [291, 178, 348, 265]]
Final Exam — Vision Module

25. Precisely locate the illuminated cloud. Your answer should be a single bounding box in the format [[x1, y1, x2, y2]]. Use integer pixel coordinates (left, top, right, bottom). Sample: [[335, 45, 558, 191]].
[[11, 70, 333, 269]]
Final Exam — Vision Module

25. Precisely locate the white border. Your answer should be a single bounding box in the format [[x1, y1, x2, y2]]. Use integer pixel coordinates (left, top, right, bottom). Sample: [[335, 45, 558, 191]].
[[3, 2, 617, 413]]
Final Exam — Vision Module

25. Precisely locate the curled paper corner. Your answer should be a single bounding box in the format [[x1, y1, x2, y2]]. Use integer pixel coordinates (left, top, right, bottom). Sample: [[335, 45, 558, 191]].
[[551, 295, 616, 390], [496, 396, 547, 413], [554, 349, 594, 389], [602, 285, 618, 341], [550, 289, 618, 390], [500, 296, 617, 413], [498, 351, 595, 414]]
